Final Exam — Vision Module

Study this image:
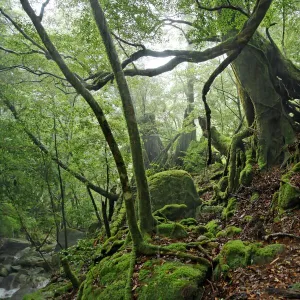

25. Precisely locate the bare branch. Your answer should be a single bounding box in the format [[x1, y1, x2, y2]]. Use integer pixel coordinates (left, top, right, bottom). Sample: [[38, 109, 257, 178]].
[[0, 8, 49, 56], [160, 18, 195, 28], [0, 64, 67, 81], [39, 0, 50, 21], [0, 45, 43, 55], [111, 32, 145, 50], [195, 0, 250, 17], [88, 0, 273, 91]]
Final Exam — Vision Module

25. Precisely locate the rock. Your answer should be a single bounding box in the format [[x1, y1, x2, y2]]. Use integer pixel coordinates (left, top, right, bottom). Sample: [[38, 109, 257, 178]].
[[0, 265, 8, 277], [81, 250, 209, 299], [148, 170, 201, 217], [56, 228, 86, 251], [11, 265, 22, 272], [0, 239, 31, 256], [153, 204, 188, 221], [197, 235, 209, 242], [156, 223, 188, 239]]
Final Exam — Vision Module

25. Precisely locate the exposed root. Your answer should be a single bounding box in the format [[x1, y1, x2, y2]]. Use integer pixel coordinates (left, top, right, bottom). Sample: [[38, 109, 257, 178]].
[[137, 243, 211, 267], [264, 232, 300, 241]]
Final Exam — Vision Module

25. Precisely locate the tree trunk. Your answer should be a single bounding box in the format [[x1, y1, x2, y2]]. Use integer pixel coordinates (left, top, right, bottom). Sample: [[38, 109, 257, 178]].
[[232, 35, 295, 169]]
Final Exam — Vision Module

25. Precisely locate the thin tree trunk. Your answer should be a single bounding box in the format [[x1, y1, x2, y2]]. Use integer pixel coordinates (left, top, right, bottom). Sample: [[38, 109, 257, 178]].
[[54, 117, 68, 249], [89, 0, 155, 233]]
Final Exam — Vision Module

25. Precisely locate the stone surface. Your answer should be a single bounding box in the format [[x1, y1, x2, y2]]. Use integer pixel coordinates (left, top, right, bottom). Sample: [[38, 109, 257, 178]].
[[0, 239, 31, 256], [56, 228, 86, 251], [148, 170, 201, 217]]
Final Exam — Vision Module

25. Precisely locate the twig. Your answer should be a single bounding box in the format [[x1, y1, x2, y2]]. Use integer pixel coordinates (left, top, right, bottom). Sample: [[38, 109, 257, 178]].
[[39, 0, 50, 21]]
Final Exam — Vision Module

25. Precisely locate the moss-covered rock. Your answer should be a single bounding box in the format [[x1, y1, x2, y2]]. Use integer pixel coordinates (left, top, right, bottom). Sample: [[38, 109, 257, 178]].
[[148, 170, 201, 217], [81, 251, 131, 300], [251, 244, 285, 265], [216, 226, 242, 238], [205, 220, 221, 237], [156, 223, 188, 239], [222, 197, 237, 220], [137, 259, 208, 300], [215, 240, 285, 278], [192, 225, 208, 235], [153, 204, 188, 221], [180, 218, 197, 226]]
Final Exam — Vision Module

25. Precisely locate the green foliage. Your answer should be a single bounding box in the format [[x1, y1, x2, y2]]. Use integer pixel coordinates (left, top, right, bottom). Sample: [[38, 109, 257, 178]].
[[156, 223, 188, 239], [222, 197, 237, 220], [205, 220, 221, 237]]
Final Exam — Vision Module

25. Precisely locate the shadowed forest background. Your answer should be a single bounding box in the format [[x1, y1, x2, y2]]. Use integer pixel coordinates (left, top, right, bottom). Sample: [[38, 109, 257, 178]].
[[1, 0, 300, 299]]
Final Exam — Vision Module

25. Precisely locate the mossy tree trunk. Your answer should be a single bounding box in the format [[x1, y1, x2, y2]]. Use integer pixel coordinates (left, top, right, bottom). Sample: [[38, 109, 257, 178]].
[[89, 0, 156, 235], [232, 35, 295, 170], [173, 78, 197, 166]]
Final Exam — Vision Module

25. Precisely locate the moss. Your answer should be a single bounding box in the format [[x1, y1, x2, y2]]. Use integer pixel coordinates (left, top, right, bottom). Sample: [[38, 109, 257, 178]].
[[81, 251, 131, 300], [291, 283, 300, 291], [216, 226, 242, 238], [222, 197, 237, 220], [243, 215, 253, 222], [164, 242, 187, 252], [199, 205, 224, 216], [278, 182, 300, 209], [205, 220, 221, 236], [180, 218, 197, 226], [153, 204, 188, 221], [148, 170, 201, 217], [156, 223, 188, 239], [24, 282, 72, 300], [239, 150, 254, 186], [218, 176, 228, 192], [137, 259, 208, 300], [251, 244, 285, 265], [219, 240, 251, 270], [192, 225, 208, 235], [250, 192, 260, 202]]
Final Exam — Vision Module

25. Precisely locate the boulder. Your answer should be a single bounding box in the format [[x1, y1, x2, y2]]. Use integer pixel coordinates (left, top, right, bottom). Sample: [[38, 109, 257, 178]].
[[0, 238, 30, 256], [0, 265, 8, 277], [148, 170, 201, 217], [56, 228, 86, 251]]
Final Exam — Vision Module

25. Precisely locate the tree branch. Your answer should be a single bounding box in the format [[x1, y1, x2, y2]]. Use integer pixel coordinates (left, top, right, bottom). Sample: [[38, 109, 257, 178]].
[[195, 0, 250, 17], [39, 0, 50, 21], [3, 98, 118, 202], [88, 0, 273, 91]]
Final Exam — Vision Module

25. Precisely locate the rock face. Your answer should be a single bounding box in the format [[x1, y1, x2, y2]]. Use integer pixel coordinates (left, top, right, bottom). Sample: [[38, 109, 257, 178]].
[[56, 228, 86, 251], [0, 239, 52, 299], [148, 170, 201, 217]]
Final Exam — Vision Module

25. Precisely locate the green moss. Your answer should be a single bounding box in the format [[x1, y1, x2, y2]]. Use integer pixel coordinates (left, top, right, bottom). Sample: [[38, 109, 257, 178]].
[[153, 204, 188, 221], [192, 225, 208, 235], [239, 150, 254, 186], [164, 242, 187, 252], [148, 170, 201, 217], [243, 215, 253, 222], [156, 223, 188, 239], [24, 282, 72, 300], [219, 240, 251, 269], [180, 218, 197, 226], [278, 182, 300, 209], [291, 283, 300, 291], [222, 197, 237, 220], [205, 220, 221, 236], [251, 244, 285, 265], [216, 226, 241, 238], [218, 176, 228, 192], [81, 251, 131, 300], [250, 192, 260, 202], [137, 259, 208, 300]]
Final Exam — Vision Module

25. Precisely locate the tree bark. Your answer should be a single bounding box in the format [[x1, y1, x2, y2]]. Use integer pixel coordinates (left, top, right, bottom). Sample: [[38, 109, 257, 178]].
[[89, 0, 156, 234]]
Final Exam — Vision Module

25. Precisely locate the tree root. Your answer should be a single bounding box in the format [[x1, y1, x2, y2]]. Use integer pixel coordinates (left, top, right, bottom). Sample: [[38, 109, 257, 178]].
[[264, 232, 300, 241], [228, 128, 252, 193], [137, 243, 211, 267], [125, 248, 136, 300], [266, 288, 300, 299]]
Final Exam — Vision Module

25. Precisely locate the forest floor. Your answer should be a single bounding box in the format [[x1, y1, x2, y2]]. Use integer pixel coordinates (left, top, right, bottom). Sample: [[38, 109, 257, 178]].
[[200, 166, 300, 299]]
